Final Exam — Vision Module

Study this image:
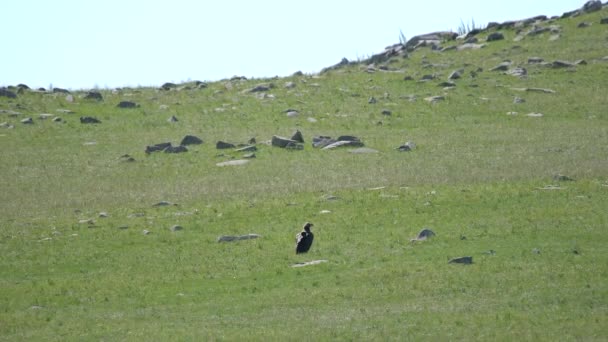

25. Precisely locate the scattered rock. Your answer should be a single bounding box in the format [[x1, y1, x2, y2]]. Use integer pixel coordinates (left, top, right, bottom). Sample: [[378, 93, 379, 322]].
[[582, 0, 602, 13], [163, 145, 188, 153], [448, 70, 462, 80], [21, 117, 34, 124], [80, 116, 101, 124], [119, 154, 136, 162], [52, 117, 62, 123], [486, 32, 504, 41], [512, 87, 556, 94], [381, 109, 392, 116], [235, 145, 257, 152], [79, 219, 95, 225], [528, 57, 545, 64], [349, 147, 379, 154], [217, 234, 261, 242], [526, 112, 544, 117], [216, 141, 236, 149], [216, 159, 250, 167], [56, 109, 74, 114], [513, 97, 526, 103], [0, 88, 17, 98], [146, 142, 172, 154], [0, 122, 14, 129], [143, 230, 151, 235], [271, 135, 302, 148], [577, 22, 592, 28], [368, 97, 377, 104], [437, 81, 456, 87], [180, 135, 203, 146], [448, 256, 473, 264], [457, 43, 486, 51], [601, 18, 608, 25], [424, 96, 445, 103], [490, 61, 511, 71], [553, 174, 575, 181], [506, 67, 527, 77], [167, 115, 178, 123], [99, 212, 108, 218], [248, 84, 272, 93], [38, 113, 54, 120], [397, 141, 416, 151], [170, 225, 183, 232], [291, 260, 328, 268], [285, 81, 296, 89], [160, 82, 178, 91], [285, 109, 299, 118], [291, 130, 304, 143], [411, 228, 435, 242], [152, 201, 176, 207], [53, 87, 70, 94], [117, 101, 139, 108], [552, 60, 576, 68], [84, 91, 103, 101]]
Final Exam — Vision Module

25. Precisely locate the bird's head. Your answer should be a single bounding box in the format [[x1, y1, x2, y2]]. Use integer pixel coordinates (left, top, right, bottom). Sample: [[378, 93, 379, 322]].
[[303, 222, 314, 231]]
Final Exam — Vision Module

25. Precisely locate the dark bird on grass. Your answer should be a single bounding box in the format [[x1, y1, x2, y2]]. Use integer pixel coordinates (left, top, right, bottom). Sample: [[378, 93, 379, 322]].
[[295, 222, 314, 254]]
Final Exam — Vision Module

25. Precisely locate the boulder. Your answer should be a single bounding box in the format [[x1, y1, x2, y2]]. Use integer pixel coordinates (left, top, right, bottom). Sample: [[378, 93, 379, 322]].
[[448, 256, 473, 264], [80, 116, 101, 124], [216, 141, 236, 149], [0, 88, 17, 98], [271, 135, 297, 148], [84, 91, 103, 100], [21, 117, 34, 124], [582, 0, 602, 13], [397, 141, 416, 152], [52, 87, 70, 94], [486, 32, 504, 41], [160, 82, 178, 90], [216, 159, 250, 167], [411, 228, 435, 242], [163, 145, 188, 153], [404, 31, 457, 50], [291, 130, 304, 143], [145, 142, 172, 154], [312, 136, 337, 148], [490, 61, 511, 71], [117, 101, 139, 108], [180, 135, 203, 146]]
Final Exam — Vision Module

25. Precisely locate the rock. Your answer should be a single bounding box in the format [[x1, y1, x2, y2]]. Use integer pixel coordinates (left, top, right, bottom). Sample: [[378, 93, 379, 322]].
[[486, 32, 504, 41], [437, 81, 456, 87], [52, 87, 70, 94], [578, 22, 592, 28], [143, 230, 151, 235], [152, 201, 176, 207], [526, 112, 544, 117], [160, 82, 178, 90], [506, 67, 527, 77], [312, 136, 337, 148], [243, 153, 256, 159], [146, 142, 172, 153], [291, 260, 328, 268], [271, 135, 300, 148], [39, 113, 54, 120], [285, 81, 296, 89], [404, 31, 457, 50], [285, 109, 299, 118], [420, 74, 435, 81], [163, 145, 188, 153], [80, 116, 101, 124], [553, 174, 575, 181], [513, 97, 526, 104], [368, 97, 377, 104], [217, 233, 261, 242], [56, 109, 74, 114], [582, 0, 602, 13], [457, 43, 486, 50], [424, 96, 445, 103], [349, 147, 379, 154], [0, 122, 14, 129], [216, 159, 250, 167], [512, 87, 556, 94], [167, 115, 178, 122], [528, 57, 545, 64], [84, 91, 103, 100], [235, 145, 257, 152], [117, 101, 138, 108], [601, 18, 608, 25], [448, 256, 473, 264], [170, 225, 183, 232], [490, 61, 511, 71], [99, 212, 108, 218], [65, 94, 74, 103], [119, 154, 136, 162], [248, 84, 271, 93], [381, 109, 392, 116], [21, 117, 34, 124], [397, 141, 416, 151], [411, 228, 435, 242], [291, 130, 304, 143], [216, 141, 236, 149], [0, 88, 17, 98], [180, 135, 203, 146], [448, 70, 462, 80], [552, 60, 576, 68], [52, 117, 62, 123]]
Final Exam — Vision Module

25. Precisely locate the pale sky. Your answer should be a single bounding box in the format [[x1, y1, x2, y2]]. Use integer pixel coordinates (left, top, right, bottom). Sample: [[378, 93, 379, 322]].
[[2, 0, 584, 90]]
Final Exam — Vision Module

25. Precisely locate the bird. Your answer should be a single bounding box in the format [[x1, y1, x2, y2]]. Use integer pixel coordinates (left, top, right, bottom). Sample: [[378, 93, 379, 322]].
[[295, 222, 314, 254]]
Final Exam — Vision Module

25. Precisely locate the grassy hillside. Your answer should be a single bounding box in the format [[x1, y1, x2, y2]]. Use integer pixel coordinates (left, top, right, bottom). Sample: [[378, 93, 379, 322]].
[[1, 7, 608, 341]]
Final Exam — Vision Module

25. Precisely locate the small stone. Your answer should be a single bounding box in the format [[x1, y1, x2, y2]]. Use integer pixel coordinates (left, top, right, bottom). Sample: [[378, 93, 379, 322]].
[[216, 141, 236, 149], [368, 97, 377, 104], [235, 145, 257, 152], [526, 112, 544, 117], [38, 113, 54, 120], [146, 142, 172, 154], [52, 117, 62, 123], [291, 130, 304, 143], [80, 116, 101, 124], [152, 201, 176, 207], [167, 115, 178, 122], [411, 228, 435, 242], [424, 96, 444, 103], [216, 159, 250, 167], [486, 32, 504, 41], [291, 260, 329, 267], [143, 230, 151, 235], [528, 57, 544, 64], [163, 145, 188, 153], [448, 70, 462, 80], [397, 141, 416, 151], [448, 256, 473, 264], [170, 225, 183, 232], [553, 174, 575, 181], [117, 101, 138, 108], [84, 91, 103, 101], [381, 109, 392, 116], [180, 135, 203, 146], [65, 95, 74, 103], [513, 97, 525, 103], [21, 117, 34, 124], [79, 219, 95, 225], [99, 212, 108, 218]]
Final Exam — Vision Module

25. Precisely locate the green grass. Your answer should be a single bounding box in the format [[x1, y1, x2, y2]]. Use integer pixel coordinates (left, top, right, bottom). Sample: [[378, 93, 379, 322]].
[[1, 8, 608, 341]]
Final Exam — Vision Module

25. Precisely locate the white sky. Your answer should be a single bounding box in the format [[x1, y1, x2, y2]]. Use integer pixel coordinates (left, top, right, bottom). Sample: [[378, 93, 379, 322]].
[[2, 0, 584, 89]]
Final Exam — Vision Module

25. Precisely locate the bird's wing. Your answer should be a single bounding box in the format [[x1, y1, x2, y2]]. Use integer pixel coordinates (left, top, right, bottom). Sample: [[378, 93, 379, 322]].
[[295, 232, 304, 244]]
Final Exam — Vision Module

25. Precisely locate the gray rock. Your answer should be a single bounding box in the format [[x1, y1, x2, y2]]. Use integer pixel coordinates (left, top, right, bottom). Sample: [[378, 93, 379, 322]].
[[424, 96, 445, 103], [167, 115, 178, 122], [437, 81, 456, 87], [21, 117, 34, 124], [161, 82, 178, 90], [53, 87, 70, 94], [486, 32, 504, 41], [216, 141, 236, 149], [180, 135, 203, 146], [448, 256, 473, 264], [216, 159, 250, 167], [217, 233, 261, 242], [577, 22, 592, 28], [528, 57, 545, 64], [0, 88, 17, 98], [170, 225, 183, 232], [514, 97, 526, 104], [601, 18, 608, 25], [80, 116, 101, 124], [448, 70, 462, 80], [397, 141, 416, 151], [84, 91, 103, 101], [411, 228, 435, 241], [490, 61, 511, 71], [582, 0, 602, 13], [163, 145, 188, 153], [291, 130, 304, 143], [457, 43, 486, 50], [248, 84, 272, 93], [145, 142, 172, 154], [235, 145, 257, 152], [39, 113, 54, 120], [381, 109, 392, 116], [271, 135, 299, 148], [506, 67, 527, 77], [52, 117, 63, 123], [312, 136, 337, 148], [552, 60, 576, 68], [152, 201, 176, 207], [117, 101, 139, 108], [368, 97, 377, 104], [553, 174, 575, 181]]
